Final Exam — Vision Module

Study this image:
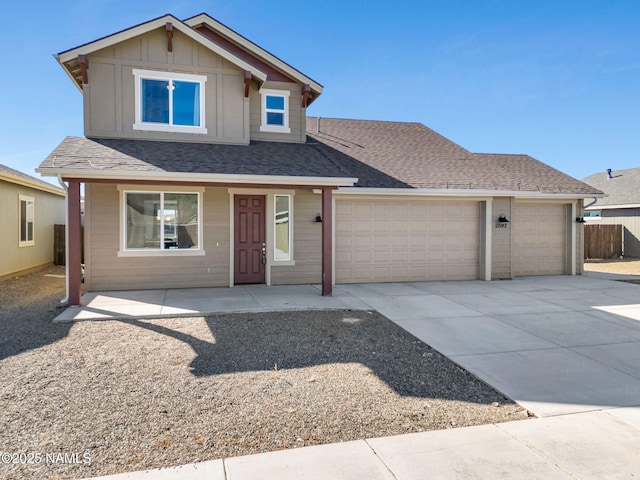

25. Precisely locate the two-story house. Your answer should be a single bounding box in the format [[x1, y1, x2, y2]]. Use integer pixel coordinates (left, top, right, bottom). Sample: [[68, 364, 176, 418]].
[[37, 13, 602, 306]]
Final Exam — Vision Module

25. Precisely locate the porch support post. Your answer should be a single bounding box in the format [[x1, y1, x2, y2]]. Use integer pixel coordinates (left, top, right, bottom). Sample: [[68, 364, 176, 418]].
[[321, 188, 333, 296], [68, 179, 82, 306], [479, 199, 492, 281]]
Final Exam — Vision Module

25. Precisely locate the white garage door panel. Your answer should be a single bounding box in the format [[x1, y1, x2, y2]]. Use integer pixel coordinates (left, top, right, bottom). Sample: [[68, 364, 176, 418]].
[[335, 199, 480, 283], [513, 203, 566, 276]]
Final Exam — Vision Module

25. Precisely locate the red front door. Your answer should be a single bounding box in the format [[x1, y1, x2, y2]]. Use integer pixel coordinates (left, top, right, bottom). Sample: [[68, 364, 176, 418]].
[[234, 195, 266, 284]]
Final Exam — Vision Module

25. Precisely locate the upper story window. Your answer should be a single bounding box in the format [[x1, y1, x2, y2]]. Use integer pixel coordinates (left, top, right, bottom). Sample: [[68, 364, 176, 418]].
[[260, 89, 290, 133], [19, 195, 34, 247], [132, 69, 207, 134]]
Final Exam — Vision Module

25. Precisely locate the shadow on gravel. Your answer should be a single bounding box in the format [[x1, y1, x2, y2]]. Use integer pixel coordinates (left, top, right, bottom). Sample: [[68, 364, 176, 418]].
[[0, 267, 71, 361], [120, 310, 506, 403]]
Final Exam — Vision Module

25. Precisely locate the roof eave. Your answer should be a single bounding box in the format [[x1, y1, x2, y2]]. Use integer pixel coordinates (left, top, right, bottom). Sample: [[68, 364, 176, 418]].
[[36, 168, 357, 188], [0, 171, 66, 196], [585, 203, 640, 210], [335, 187, 605, 200]]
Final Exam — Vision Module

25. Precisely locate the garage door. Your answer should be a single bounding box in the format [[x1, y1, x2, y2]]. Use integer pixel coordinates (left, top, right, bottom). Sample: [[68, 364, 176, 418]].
[[513, 203, 566, 276], [335, 199, 479, 283]]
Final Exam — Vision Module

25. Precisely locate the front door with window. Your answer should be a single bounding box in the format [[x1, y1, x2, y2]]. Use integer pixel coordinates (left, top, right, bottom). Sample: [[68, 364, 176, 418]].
[[234, 195, 266, 284]]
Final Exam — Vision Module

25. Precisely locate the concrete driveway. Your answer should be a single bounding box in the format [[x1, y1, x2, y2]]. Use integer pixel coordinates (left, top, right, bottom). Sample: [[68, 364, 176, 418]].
[[58, 273, 640, 419], [336, 274, 640, 419], [58, 274, 640, 479]]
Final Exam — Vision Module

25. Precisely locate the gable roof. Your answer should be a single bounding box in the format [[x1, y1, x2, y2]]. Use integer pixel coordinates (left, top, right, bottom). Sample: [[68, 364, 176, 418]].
[[185, 13, 322, 102], [38, 118, 600, 197], [56, 14, 267, 92], [0, 164, 65, 196], [55, 13, 322, 102], [583, 167, 640, 208]]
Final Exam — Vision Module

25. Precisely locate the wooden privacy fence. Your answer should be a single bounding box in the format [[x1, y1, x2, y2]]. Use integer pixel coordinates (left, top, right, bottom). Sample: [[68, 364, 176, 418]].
[[54, 224, 84, 265], [584, 224, 623, 259]]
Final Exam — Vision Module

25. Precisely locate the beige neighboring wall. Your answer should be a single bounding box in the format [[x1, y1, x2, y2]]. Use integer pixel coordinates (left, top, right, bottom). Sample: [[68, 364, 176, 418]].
[[83, 28, 249, 144], [84, 183, 230, 291], [0, 180, 65, 278], [270, 189, 322, 285]]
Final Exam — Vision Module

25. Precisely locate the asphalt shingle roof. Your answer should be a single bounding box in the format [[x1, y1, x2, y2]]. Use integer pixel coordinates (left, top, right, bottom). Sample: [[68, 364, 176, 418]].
[[306, 118, 599, 194], [38, 117, 600, 195], [582, 168, 640, 206]]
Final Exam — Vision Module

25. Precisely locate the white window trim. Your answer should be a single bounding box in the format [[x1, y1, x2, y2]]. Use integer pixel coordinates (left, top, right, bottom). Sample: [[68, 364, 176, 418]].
[[260, 89, 291, 133], [118, 187, 205, 257], [132, 69, 208, 134], [274, 194, 293, 262], [18, 195, 35, 247], [583, 211, 602, 220]]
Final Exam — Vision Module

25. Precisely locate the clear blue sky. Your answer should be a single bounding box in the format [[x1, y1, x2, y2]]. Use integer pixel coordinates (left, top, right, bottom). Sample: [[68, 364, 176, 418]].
[[2, 0, 639, 185]]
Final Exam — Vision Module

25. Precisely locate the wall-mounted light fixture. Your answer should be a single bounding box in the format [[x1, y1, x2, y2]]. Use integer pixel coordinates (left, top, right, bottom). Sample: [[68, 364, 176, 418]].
[[576, 217, 586, 223], [315, 214, 323, 223], [497, 215, 509, 223]]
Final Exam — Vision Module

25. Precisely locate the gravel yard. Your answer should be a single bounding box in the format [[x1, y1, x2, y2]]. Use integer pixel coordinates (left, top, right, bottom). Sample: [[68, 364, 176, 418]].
[[1, 267, 528, 480], [584, 258, 640, 276]]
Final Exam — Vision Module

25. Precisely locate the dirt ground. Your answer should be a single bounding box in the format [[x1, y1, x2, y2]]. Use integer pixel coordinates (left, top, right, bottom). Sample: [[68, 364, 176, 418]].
[[584, 258, 640, 275], [0, 266, 528, 480]]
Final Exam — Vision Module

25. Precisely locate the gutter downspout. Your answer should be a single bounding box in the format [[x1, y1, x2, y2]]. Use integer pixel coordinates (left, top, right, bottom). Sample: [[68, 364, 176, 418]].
[[57, 174, 69, 305], [584, 197, 599, 209]]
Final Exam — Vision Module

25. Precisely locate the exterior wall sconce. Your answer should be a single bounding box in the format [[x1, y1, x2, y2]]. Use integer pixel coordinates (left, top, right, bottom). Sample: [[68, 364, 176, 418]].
[[315, 214, 323, 223], [576, 217, 586, 223], [497, 215, 509, 223]]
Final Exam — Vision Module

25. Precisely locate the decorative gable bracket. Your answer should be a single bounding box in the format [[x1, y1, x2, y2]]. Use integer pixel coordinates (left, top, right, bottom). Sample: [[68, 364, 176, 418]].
[[302, 84, 311, 108], [78, 55, 89, 84], [166, 23, 173, 52], [244, 71, 251, 97]]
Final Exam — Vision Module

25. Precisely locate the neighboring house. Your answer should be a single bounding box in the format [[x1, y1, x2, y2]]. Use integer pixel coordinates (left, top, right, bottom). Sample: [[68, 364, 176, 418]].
[[36, 13, 602, 306], [0, 164, 65, 280], [582, 168, 640, 257]]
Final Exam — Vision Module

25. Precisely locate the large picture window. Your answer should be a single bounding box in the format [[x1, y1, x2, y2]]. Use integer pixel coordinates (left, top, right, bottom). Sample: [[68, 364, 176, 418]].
[[19, 195, 34, 246], [274, 194, 291, 261], [260, 89, 290, 133], [124, 191, 200, 251], [133, 69, 207, 134]]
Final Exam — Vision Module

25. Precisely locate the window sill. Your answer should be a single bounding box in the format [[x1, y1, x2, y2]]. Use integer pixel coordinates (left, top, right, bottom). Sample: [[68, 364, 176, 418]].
[[19, 242, 34, 248], [118, 249, 206, 258], [133, 123, 208, 135], [272, 260, 295, 266], [260, 125, 291, 134]]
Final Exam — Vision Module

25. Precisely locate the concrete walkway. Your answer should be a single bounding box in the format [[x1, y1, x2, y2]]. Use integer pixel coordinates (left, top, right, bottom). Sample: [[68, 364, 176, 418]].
[[59, 274, 640, 479]]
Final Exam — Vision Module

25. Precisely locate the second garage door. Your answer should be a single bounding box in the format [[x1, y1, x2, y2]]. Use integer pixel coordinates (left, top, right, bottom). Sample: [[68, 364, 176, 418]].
[[335, 199, 480, 283], [513, 202, 567, 276]]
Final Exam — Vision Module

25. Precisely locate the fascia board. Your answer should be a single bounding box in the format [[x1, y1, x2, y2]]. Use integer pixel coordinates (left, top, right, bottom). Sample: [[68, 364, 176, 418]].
[[185, 13, 322, 93], [0, 172, 66, 196], [57, 15, 267, 83], [585, 203, 640, 210], [36, 168, 357, 187], [335, 187, 604, 200]]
